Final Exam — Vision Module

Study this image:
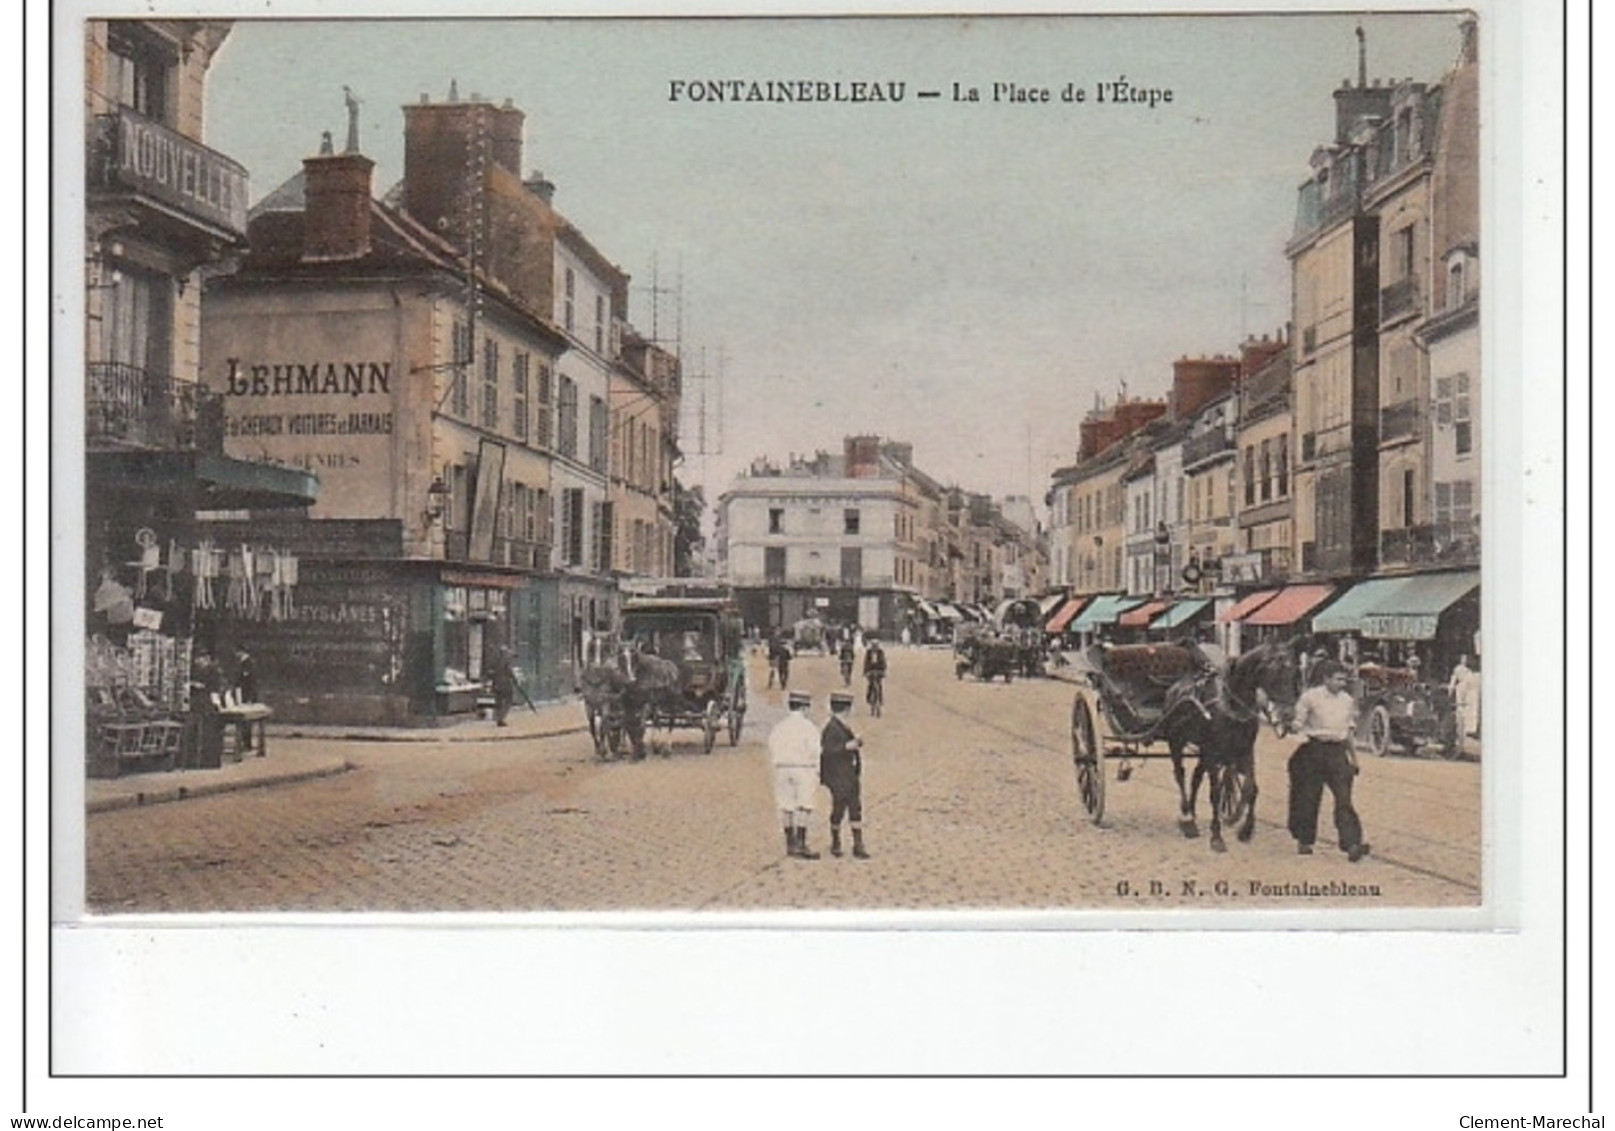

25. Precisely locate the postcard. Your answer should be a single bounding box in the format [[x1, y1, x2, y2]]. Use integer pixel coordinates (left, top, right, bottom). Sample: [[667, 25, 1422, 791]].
[[42, 0, 1573, 1100]]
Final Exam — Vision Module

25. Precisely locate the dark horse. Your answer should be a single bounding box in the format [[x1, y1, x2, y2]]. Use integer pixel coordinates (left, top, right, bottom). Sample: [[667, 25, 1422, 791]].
[[1161, 639, 1301, 853]]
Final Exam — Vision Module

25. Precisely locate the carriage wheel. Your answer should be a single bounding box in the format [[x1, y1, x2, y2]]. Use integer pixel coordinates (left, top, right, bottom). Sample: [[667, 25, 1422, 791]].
[[1213, 763, 1252, 827], [1366, 705, 1393, 757], [1071, 693, 1105, 825], [702, 701, 720, 753]]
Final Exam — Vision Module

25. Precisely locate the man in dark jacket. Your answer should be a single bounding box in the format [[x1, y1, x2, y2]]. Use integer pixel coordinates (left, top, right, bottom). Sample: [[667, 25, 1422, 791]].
[[820, 691, 869, 858], [487, 645, 516, 726]]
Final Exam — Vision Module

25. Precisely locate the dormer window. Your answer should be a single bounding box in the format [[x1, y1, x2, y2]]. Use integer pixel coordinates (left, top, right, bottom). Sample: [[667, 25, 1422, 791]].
[[1444, 250, 1472, 310]]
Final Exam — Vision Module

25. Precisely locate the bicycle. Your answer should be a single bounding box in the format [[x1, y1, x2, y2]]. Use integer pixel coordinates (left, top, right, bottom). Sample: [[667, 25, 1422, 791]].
[[865, 672, 884, 717]]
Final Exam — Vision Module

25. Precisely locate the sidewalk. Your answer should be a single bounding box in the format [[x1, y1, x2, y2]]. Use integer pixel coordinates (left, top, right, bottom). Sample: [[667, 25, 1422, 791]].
[[85, 697, 590, 814]]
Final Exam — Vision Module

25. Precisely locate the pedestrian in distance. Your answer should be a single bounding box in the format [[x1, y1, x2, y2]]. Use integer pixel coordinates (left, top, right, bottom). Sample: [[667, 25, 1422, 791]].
[[862, 635, 887, 715], [1447, 654, 1481, 743], [820, 691, 869, 859], [838, 634, 856, 686], [774, 635, 793, 690], [487, 644, 516, 727], [767, 690, 821, 859], [1286, 659, 1371, 862], [232, 647, 258, 752]]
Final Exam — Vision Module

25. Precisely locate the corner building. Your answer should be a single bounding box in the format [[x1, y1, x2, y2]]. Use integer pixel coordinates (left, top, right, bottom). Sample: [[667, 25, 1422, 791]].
[[202, 89, 671, 721]]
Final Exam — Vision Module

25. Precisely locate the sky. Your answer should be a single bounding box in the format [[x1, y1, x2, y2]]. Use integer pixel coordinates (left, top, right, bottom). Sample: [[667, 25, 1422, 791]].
[[203, 11, 1470, 516]]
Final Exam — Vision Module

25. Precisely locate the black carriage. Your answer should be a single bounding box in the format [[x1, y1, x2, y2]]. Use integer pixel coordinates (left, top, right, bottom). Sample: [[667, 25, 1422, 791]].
[[1353, 663, 1458, 759], [620, 598, 748, 753]]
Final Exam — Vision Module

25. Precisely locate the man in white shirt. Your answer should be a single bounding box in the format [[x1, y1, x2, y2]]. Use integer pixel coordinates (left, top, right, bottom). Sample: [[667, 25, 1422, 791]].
[[1286, 661, 1371, 862], [768, 690, 822, 860]]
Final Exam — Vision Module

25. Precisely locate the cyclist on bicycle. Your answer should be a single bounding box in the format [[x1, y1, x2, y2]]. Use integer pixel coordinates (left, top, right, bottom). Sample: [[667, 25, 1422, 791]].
[[838, 634, 856, 686], [862, 636, 887, 713]]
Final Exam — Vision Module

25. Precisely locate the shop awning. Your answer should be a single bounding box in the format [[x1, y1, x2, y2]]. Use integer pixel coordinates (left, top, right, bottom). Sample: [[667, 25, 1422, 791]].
[[1360, 570, 1480, 640], [1218, 588, 1281, 623], [1069, 594, 1143, 632], [91, 450, 320, 510], [1310, 578, 1412, 635], [1044, 595, 1088, 634], [1152, 598, 1213, 631], [1242, 584, 1337, 627], [1038, 593, 1067, 616], [915, 599, 939, 619], [933, 602, 964, 621], [1118, 599, 1170, 627]]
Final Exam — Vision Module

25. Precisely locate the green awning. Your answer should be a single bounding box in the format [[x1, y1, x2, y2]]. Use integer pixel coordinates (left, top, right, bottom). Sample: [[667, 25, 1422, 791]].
[[1152, 598, 1212, 630], [1360, 571, 1480, 640], [1309, 577, 1413, 635], [196, 454, 320, 509], [89, 450, 320, 510], [1069, 594, 1143, 632], [1310, 572, 1479, 640]]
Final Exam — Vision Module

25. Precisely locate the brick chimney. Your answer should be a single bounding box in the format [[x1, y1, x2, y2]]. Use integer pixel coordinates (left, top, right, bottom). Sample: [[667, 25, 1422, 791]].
[[1171, 356, 1240, 420], [300, 149, 374, 261], [845, 435, 882, 478]]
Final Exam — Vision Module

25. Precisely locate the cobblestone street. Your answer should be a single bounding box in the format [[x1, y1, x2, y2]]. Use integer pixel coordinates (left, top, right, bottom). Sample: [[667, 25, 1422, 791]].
[[86, 648, 1482, 915]]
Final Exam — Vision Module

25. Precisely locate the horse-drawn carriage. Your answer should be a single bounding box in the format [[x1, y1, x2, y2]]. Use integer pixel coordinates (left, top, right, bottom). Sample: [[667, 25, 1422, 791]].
[[581, 598, 748, 758], [1068, 640, 1300, 851], [952, 623, 1019, 682], [996, 598, 1050, 678]]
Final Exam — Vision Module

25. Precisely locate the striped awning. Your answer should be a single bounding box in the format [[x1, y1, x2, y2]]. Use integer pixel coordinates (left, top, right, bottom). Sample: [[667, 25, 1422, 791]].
[[1045, 595, 1088, 634]]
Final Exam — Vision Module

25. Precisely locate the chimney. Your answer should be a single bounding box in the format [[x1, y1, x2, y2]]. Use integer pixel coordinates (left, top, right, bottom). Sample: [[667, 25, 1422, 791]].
[[491, 99, 525, 177], [845, 435, 881, 478], [524, 172, 556, 204], [301, 147, 375, 261], [1172, 357, 1240, 420]]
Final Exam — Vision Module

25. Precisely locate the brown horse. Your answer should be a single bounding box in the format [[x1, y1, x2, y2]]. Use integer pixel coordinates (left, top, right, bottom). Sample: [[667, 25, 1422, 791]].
[[1160, 639, 1302, 852], [613, 643, 684, 757]]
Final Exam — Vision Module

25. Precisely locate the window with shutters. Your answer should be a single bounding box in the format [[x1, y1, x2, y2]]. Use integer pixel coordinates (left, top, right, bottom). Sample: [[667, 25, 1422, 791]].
[[512, 352, 529, 442], [481, 338, 500, 429], [558, 376, 578, 459], [588, 396, 608, 473]]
